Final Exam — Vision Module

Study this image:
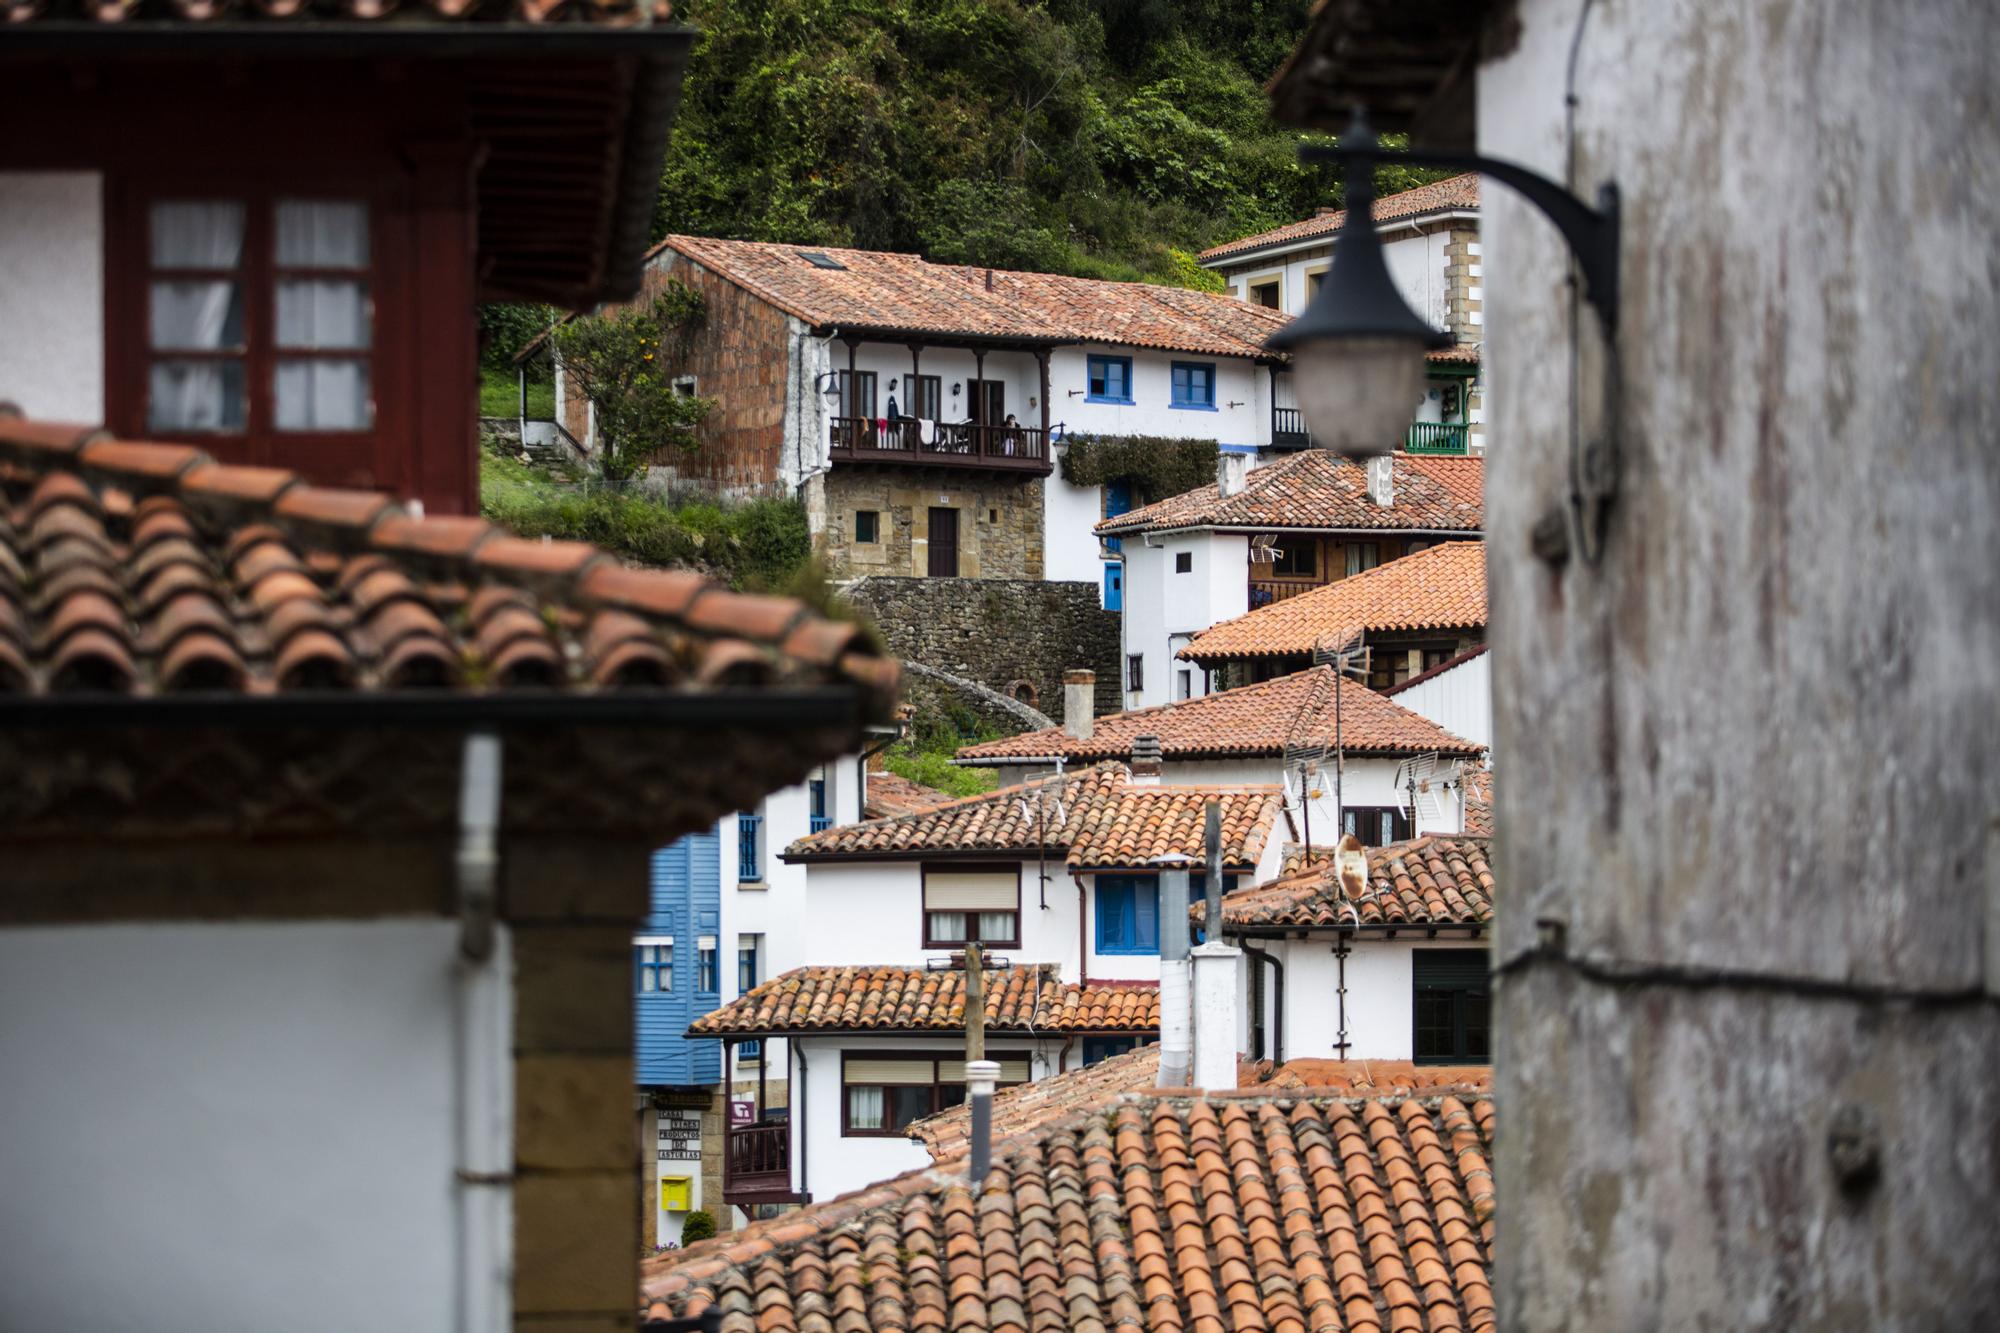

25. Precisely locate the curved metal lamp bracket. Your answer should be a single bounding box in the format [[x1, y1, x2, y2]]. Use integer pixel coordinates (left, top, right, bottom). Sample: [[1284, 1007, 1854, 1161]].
[[1301, 133, 1623, 564]]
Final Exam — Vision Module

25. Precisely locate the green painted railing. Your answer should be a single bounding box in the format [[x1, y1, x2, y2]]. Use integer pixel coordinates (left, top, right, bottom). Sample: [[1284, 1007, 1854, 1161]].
[[1405, 421, 1470, 454]]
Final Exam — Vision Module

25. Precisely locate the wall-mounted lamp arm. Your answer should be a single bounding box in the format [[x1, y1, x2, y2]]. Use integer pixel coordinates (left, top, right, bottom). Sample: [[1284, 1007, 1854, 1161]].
[[1299, 144, 1620, 339]]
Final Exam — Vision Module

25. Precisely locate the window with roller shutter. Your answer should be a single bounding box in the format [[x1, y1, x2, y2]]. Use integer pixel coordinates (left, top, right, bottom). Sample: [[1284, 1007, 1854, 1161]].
[[921, 864, 1021, 949], [840, 1051, 1030, 1136]]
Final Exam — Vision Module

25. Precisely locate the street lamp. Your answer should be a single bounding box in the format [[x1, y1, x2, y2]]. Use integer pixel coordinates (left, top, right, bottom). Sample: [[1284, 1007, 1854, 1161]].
[[1269, 109, 1621, 476]]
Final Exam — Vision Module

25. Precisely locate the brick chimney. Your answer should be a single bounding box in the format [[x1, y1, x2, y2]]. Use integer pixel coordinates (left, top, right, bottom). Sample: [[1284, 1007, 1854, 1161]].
[[1130, 733, 1163, 783], [1367, 454, 1396, 508], [1217, 451, 1250, 498], [1063, 670, 1095, 741]]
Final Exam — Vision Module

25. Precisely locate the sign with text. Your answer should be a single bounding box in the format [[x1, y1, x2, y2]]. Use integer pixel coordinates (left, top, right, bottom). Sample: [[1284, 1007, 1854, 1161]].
[[729, 1098, 756, 1128], [656, 1108, 702, 1162]]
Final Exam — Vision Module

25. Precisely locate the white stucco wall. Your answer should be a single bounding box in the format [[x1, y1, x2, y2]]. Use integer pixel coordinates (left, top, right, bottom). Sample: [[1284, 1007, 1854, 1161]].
[[0, 172, 104, 422], [1122, 530, 1250, 708], [1385, 651, 1493, 751], [1045, 463, 1107, 588], [0, 919, 482, 1333], [1049, 346, 1266, 450]]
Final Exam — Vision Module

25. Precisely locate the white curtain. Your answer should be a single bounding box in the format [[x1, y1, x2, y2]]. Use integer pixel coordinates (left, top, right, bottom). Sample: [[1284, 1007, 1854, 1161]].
[[927, 911, 966, 942], [276, 280, 369, 349], [978, 912, 1015, 940], [275, 360, 370, 431], [150, 280, 241, 351], [847, 1086, 884, 1130], [276, 200, 368, 268], [150, 201, 243, 269], [148, 362, 243, 433]]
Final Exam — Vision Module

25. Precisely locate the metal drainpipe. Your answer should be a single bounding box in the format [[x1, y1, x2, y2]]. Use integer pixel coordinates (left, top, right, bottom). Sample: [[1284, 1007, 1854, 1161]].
[[1239, 939, 1285, 1065], [1073, 873, 1091, 985], [1334, 934, 1352, 1059], [454, 731, 509, 1333], [793, 1041, 810, 1203]]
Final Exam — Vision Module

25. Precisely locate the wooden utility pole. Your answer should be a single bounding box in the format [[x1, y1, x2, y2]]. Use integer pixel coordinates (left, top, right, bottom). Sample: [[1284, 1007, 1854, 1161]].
[[963, 941, 984, 1063]]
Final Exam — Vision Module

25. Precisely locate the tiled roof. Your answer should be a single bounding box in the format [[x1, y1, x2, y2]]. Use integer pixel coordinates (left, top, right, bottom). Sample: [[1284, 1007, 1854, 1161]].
[[6, 0, 674, 23], [784, 762, 1285, 869], [1460, 766, 1493, 837], [1201, 173, 1482, 263], [1096, 449, 1483, 536], [1222, 835, 1495, 930], [686, 964, 1159, 1037], [659, 236, 1294, 359], [958, 667, 1482, 764], [910, 1044, 1279, 1160], [1181, 541, 1486, 664], [863, 770, 954, 820], [1265, 1059, 1492, 1096], [642, 1087, 1498, 1333], [0, 417, 896, 712]]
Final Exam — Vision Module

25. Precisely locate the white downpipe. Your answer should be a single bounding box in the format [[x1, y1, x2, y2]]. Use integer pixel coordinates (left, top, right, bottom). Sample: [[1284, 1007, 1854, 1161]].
[[456, 732, 513, 1332]]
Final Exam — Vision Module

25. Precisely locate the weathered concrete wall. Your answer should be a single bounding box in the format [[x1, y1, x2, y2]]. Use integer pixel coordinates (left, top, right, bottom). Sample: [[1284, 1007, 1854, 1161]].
[[1477, 0, 2000, 1325], [844, 576, 1121, 726]]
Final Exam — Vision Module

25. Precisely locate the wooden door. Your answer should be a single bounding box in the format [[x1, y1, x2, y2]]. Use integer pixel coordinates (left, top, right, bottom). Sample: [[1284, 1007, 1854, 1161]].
[[928, 507, 959, 578]]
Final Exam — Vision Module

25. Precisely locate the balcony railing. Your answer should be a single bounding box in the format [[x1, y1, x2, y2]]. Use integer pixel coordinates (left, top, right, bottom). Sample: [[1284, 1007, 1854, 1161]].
[[829, 417, 1051, 472], [737, 813, 762, 882], [723, 1122, 797, 1205], [1249, 578, 1327, 608], [1268, 411, 1472, 455], [1271, 406, 1313, 451], [808, 814, 832, 834], [1404, 421, 1470, 454]]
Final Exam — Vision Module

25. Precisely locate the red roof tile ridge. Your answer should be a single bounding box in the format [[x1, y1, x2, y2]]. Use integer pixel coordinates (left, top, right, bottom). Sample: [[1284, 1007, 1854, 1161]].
[[1199, 173, 1482, 262], [784, 761, 1130, 853], [1097, 448, 1484, 537]]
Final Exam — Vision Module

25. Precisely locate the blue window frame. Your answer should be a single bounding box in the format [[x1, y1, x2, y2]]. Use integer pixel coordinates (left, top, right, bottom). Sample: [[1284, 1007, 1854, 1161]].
[[1103, 562, 1123, 611], [634, 940, 673, 994], [1095, 874, 1160, 955], [737, 936, 762, 1059], [808, 777, 830, 833], [737, 812, 762, 881], [697, 937, 719, 994], [1086, 355, 1133, 404], [1170, 362, 1216, 410]]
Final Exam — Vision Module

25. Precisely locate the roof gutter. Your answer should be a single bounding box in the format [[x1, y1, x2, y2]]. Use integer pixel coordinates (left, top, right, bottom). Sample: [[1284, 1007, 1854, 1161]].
[[1199, 208, 1480, 271], [1218, 921, 1489, 939]]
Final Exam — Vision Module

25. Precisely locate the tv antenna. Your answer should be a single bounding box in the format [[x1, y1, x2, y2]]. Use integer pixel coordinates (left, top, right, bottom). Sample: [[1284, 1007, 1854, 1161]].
[[1392, 752, 1460, 835], [1285, 627, 1370, 853], [1015, 756, 1068, 910], [1248, 532, 1279, 565]]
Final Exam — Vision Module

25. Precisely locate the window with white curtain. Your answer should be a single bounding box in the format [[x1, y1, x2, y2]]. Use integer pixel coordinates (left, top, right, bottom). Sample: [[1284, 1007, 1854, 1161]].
[[841, 1054, 1029, 1135], [143, 196, 373, 435], [921, 866, 1019, 948]]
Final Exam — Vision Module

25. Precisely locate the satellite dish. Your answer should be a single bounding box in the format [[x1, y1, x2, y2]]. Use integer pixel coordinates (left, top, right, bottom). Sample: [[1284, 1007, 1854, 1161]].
[[1334, 833, 1369, 901]]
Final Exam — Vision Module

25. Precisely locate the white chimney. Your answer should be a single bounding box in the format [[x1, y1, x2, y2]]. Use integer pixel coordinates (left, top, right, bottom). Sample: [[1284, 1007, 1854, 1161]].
[[1154, 858, 1194, 1088], [1190, 939, 1243, 1091], [1217, 451, 1250, 498], [1063, 670, 1095, 741], [1129, 733, 1163, 784], [1367, 454, 1396, 508]]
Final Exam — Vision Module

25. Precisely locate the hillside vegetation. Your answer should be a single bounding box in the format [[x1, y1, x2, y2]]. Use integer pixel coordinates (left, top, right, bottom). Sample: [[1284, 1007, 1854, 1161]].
[[653, 0, 1444, 288]]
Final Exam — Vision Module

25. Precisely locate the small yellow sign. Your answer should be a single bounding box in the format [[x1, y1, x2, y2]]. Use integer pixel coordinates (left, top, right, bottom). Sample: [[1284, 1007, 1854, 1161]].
[[659, 1175, 693, 1212]]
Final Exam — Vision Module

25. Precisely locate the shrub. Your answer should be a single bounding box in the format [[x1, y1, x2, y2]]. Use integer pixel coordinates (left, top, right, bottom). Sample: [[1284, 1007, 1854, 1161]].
[[679, 1210, 717, 1245], [1059, 433, 1220, 503]]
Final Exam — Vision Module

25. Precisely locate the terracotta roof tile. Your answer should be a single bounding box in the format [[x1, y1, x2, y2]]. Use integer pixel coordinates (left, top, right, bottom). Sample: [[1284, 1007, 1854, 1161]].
[[0, 414, 896, 714], [863, 770, 956, 820], [1458, 767, 1493, 837], [687, 964, 1160, 1037], [784, 762, 1283, 868], [659, 236, 1294, 359], [1097, 450, 1482, 537], [1222, 835, 1495, 930], [1182, 542, 1486, 664], [957, 668, 1482, 764], [1200, 174, 1481, 263], [1263, 1060, 1491, 1097], [642, 1088, 1496, 1333]]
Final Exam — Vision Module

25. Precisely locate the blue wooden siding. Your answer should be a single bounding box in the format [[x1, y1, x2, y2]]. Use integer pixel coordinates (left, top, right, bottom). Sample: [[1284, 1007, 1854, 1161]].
[[637, 826, 722, 1086]]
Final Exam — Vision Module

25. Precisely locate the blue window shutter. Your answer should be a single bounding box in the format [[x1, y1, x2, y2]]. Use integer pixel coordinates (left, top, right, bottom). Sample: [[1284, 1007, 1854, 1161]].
[[1104, 564, 1123, 612], [1135, 878, 1159, 952], [1096, 880, 1127, 952]]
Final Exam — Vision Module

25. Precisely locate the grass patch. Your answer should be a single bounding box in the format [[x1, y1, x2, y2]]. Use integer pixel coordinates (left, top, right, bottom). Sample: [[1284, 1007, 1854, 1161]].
[[479, 365, 555, 420], [880, 697, 1003, 798], [479, 442, 813, 592]]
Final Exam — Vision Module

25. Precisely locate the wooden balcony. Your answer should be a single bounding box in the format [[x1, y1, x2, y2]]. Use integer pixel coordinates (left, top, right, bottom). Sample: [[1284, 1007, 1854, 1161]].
[[1404, 421, 1470, 454], [723, 1121, 800, 1206], [1271, 406, 1313, 451], [1249, 577, 1328, 608], [828, 417, 1052, 474]]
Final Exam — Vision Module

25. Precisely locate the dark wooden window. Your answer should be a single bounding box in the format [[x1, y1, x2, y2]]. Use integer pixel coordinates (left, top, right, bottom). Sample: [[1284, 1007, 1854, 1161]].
[[1342, 806, 1410, 847], [901, 374, 942, 420], [1249, 280, 1281, 310], [131, 194, 375, 439], [841, 1052, 1028, 1136], [1271, 537, 1319, 578], [1344, 542, 1381, 577], [1081, 1036, 1145, 1066], [838, 370, 877, 419], [927, 507, 959, 577], [1175, 551, 1193, 573], [1126, 654, 1144, 692], [855, 510, 880, 543], [1413, 950, 1491, 1064], [921, 864, 1021, 950], [971, 378, 1005, 424]]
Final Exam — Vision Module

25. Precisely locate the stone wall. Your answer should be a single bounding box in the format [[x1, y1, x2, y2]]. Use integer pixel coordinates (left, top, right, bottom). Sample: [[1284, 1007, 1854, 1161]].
[[822, 467, 1046, 581], [843, 576, 1121, 727]]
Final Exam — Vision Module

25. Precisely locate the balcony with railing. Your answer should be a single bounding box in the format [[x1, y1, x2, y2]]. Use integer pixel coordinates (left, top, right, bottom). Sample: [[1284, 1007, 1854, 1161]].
[[828, 417, 1052, 473], [1267, 409, 1472, 455], [723, 1120, 798, 1206], [1271, 406, 1313, 451]]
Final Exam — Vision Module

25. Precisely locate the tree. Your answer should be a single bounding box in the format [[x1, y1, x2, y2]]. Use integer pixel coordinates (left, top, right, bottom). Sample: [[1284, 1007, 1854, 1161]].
[[553, 284, 713, 482]]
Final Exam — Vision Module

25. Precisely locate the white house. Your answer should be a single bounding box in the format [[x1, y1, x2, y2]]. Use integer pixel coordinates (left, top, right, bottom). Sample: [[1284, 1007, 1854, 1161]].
[[685, 761, 1290, 1203], [1201, 173, 1486, 454], [551, 236, 1302, 608], [1213, 835, 1494, 1069], [957, 665, 1485, 848], [1382, 644, 1492, 751], [1097, 449, 1483, 709]]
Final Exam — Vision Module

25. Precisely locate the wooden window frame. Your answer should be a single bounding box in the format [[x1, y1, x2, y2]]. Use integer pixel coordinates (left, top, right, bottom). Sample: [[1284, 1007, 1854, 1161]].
[[1271, 536, 1319, 579], [839, 1048, 1029, 1137], [1126, 653, 1144, 692], [1175, 551, 1193, 574], [1342, 806, 1411, 847], [108, 176, 403, 477], [1086, 354, 1134, 405], [1412, 949, 1492, 1065], [854, 509, 880, 544], [920, 861, 1022, 951], [1095, 873, 1161, 956], [901, 373, 942, 420]]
